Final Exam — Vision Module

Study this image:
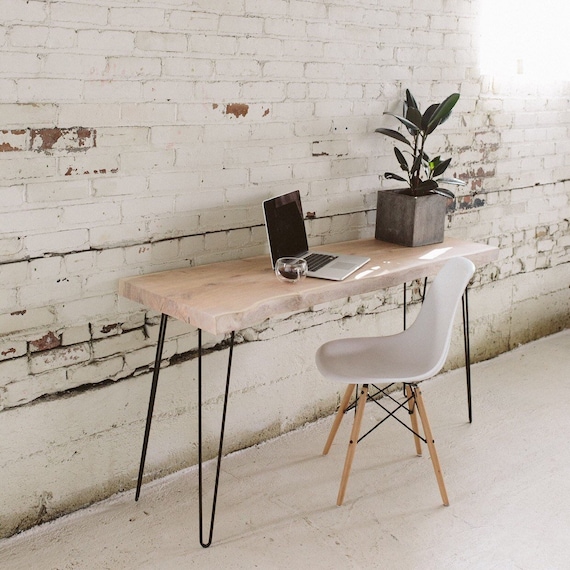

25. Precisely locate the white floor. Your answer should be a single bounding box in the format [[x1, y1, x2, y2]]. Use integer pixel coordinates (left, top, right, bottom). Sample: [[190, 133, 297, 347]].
[[1, 330, 569, 570]]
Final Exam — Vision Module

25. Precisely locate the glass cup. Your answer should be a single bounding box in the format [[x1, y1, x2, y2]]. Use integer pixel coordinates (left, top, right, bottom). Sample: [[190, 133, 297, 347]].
[[275, 257, 308, 284]]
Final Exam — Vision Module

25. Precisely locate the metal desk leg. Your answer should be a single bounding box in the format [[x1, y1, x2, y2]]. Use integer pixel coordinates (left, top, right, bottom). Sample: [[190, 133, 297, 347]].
[[404, 279, 472, 423], [402, 277, 427, 330], [134, 319, 234, 548], [135, 313, 169, 501], [403, 282, 407, 330], [462, 288, 473, 423], [198, 329, 234, 548]]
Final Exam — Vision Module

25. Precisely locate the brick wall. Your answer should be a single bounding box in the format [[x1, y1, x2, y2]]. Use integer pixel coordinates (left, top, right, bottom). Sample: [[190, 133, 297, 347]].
[[0, 0, 569, 537]]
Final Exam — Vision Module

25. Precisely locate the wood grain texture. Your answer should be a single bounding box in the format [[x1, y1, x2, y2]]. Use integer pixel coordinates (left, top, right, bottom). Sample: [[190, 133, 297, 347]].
[[119, 238, 499, 335]]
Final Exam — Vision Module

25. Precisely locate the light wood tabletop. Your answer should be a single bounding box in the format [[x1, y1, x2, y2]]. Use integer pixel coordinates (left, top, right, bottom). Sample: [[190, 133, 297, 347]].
[[119, 237, 499, 335]]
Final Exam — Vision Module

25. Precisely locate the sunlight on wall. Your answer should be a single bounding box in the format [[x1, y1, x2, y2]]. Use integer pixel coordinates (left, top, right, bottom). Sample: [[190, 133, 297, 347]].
[[479, 0, 570, 80]]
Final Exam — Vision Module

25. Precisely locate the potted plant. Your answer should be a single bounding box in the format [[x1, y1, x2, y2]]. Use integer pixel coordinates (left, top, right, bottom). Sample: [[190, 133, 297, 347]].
[[374, 89, 466, 247]]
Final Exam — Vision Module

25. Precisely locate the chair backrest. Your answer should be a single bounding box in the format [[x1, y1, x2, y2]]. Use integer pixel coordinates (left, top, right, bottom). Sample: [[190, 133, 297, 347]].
[[403, 257, 475, 379]]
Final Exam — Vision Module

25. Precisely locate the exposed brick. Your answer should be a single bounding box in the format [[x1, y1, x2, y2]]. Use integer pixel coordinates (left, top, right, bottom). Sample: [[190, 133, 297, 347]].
[[91, 321, 121, 340], [0, 129, 27, 152], [0, 339, 26, 362], [225, 103, 249, 118], [29, 331, 61, 352], [30, 127, 96, 153], [30, 343, 90, 374]]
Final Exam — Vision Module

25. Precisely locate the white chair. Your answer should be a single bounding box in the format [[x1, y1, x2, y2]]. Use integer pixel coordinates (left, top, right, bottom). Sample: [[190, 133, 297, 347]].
[[316, 256, 475, 506]]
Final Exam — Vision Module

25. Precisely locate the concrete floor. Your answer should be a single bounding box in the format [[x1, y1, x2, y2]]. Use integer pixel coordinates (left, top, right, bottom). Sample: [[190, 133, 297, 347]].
[[1, 329, 569, 570]]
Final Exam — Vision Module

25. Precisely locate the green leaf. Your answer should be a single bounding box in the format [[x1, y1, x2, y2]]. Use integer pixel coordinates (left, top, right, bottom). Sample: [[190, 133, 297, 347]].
[[432, 186, 456, 199], [432, 157, 451, 177], [410, 154, 422, 177], [375, 128, 411, 147], [426, 93, 460, 134], [416, 179, 438, 192], [394, 147, 409, 171], [405, 89, 418, 111], [421, 104, 439, 132], [406, 107, 422, 130], [383, 111, 420, 134], [384, 172, 407, 183], [437, 177, 466, 186]]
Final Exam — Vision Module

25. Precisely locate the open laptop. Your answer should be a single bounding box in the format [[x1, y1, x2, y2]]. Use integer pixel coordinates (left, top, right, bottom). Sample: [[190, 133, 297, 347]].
[[263, 190, 370, 281]]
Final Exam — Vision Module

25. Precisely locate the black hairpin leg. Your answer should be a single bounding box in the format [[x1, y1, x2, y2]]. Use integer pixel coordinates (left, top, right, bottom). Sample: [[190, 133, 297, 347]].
[[403, 277, 428, 330], [462, 288, 472, 423], [403, 282, 407, 330], [135, 313, 169, 501], [199, 329, 234, 548], [404, 279, 472, 422], [134, 318, 234, 547]]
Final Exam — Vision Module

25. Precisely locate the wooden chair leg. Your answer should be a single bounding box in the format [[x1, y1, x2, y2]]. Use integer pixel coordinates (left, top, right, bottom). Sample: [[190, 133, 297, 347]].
[[413, 385, 449, 506], [337, 384, 368, 506], [323, 384, 355, 455], [405, 384, 422, 456]]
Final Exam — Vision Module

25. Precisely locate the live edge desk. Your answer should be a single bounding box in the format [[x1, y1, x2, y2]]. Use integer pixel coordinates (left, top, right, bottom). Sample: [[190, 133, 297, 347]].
[[119, 237, 498, 547]]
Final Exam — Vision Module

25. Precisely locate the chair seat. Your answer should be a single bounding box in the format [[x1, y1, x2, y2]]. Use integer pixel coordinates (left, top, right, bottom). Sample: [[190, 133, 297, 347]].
[[316, 333, 439, 385]]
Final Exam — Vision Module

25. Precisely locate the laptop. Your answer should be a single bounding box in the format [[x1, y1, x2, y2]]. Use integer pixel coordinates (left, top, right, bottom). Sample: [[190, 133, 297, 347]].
[[263, 190, 370, 281]]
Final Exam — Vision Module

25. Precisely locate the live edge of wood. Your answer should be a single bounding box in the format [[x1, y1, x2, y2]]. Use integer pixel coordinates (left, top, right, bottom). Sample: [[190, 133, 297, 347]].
[[119, 237, 499, 335]]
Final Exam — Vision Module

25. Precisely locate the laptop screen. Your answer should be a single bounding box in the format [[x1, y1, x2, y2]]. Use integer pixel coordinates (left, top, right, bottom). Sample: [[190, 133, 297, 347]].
[[263, 190, 309, 266]]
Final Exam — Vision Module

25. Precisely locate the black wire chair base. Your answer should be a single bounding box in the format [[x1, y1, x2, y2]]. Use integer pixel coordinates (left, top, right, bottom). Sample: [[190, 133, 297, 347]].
[[343, 383, 427, 446]]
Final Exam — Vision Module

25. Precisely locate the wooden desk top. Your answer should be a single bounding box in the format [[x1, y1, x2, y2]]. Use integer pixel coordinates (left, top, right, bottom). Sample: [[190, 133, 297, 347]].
[[119, 238, 498, 335]]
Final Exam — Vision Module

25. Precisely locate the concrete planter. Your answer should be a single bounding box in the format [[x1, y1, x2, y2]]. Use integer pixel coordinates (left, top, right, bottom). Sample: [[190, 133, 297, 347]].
[[375, 189, 447, 247]]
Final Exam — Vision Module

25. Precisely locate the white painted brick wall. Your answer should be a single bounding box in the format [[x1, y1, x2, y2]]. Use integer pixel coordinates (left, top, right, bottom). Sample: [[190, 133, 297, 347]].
[[0, 0, 568, 538]]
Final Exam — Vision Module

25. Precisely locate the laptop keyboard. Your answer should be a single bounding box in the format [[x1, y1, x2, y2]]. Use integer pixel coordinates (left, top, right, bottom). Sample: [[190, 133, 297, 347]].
[[305, 252, 338, 272]]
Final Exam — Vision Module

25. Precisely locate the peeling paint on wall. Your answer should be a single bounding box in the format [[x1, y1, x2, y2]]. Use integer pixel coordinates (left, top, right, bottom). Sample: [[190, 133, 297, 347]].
[[225, 103, 249, 118], [446, 194, 486, 213], [29, 331, 61, 352], [460, 167, 496, 192], [0, 129, 27, 151], [100, 323, 120, 335], [31, 128, 96, 152], [64, 167, 118, 176], [458, 195, 486, 210], [0, 128, 96, 153]]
